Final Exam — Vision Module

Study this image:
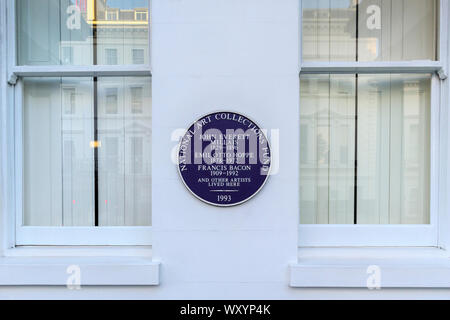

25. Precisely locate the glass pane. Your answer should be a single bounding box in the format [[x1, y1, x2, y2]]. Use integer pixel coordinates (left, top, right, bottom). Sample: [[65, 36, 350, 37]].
[[16, 0, 149, 66], [357, 74, 431, 224], [97, 77, 152, 226], [23, 77, 94, 226], [23, 76, 152, 226], [300, 74, 430, 224], [302, 0, 437, 62], [300, 75, 356, 224]]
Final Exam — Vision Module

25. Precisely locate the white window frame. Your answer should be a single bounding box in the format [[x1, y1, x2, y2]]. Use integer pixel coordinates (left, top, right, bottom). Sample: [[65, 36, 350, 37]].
[[289, 0, 450, 289], [298, 0, 449, 248], [5, 0, 153, 246]]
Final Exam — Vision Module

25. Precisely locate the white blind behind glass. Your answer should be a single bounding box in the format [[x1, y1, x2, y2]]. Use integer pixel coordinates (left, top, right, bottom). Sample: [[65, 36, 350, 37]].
[[300, 74, 430, 224], [23, 77, 152, 226], [302, 0, 437, 62], [16, 0, 149, 66]]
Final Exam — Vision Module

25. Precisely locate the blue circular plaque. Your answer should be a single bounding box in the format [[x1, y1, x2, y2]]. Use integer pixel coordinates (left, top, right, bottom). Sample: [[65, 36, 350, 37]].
[[177, 111, 271, 207]]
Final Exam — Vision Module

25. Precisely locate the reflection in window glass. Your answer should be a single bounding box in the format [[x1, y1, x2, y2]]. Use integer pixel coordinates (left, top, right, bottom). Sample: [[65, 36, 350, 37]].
[[132, 49, 145, 65], [63, 87, 76, 114], [97, 77, 152, 226], [105, 48, 118, 65], [105, 137, 119, 172], [23, 78, 94, 226], [130, 137, 144, 174], [130, 86, 143, 114], [300, 74, 430, 224], [105, 87, 118, 114], [136, 11, 147, 21], [23, 77, 152, 227], [62, 47, 74, 65], [106, 10, 118, 21], [302, 0, 437, 62], [16, 0, 149, 65]]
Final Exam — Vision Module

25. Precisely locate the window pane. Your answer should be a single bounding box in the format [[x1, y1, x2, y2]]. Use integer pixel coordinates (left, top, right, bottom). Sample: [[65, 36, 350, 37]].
[[23, 77, 94, 226], [132, 49, 145, 65], [23, 76, 152, 226], [97, 77, 152, 226], [302, 0, 437, 62], [300, 74, 356, 224], [300, 74, 430, 224], [16, 0, 149, 66]]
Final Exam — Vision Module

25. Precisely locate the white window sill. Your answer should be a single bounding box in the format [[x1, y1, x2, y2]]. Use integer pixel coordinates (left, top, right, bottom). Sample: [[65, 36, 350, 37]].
[[0, 247, 160, 286], [290, 247, 450, 288]]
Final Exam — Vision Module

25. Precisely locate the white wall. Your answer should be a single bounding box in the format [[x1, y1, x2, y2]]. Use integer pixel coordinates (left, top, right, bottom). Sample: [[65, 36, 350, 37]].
[[150, 0, 299, 298], [2, 0, 450, 299]]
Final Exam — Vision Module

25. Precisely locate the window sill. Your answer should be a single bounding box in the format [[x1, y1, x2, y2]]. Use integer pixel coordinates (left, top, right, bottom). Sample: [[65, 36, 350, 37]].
[[290, 247, 450, 288], [0, 247, 160, 286]]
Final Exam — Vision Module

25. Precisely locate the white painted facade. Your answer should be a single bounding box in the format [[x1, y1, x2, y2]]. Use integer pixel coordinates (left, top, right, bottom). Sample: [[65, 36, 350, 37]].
[[1, 0, 450, 300]]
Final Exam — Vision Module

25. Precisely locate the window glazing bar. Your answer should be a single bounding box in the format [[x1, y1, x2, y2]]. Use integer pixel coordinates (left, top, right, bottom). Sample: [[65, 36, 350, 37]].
[[10, 65, 151, 81], [300, 61, 443, 76]]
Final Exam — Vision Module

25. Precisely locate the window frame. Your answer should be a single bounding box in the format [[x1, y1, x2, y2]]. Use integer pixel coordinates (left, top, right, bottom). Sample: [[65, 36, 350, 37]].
[[298, 0, 449, 248], [6, 0, 153, 246]]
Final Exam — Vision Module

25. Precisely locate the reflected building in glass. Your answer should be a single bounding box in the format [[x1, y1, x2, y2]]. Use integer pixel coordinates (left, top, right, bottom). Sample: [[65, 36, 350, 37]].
[[300, 74, 430, 225], [299, 0, 435, 225], [302, 0, 437, 62], [62, 0, 149, 65], [18, 0, 152, 227]]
